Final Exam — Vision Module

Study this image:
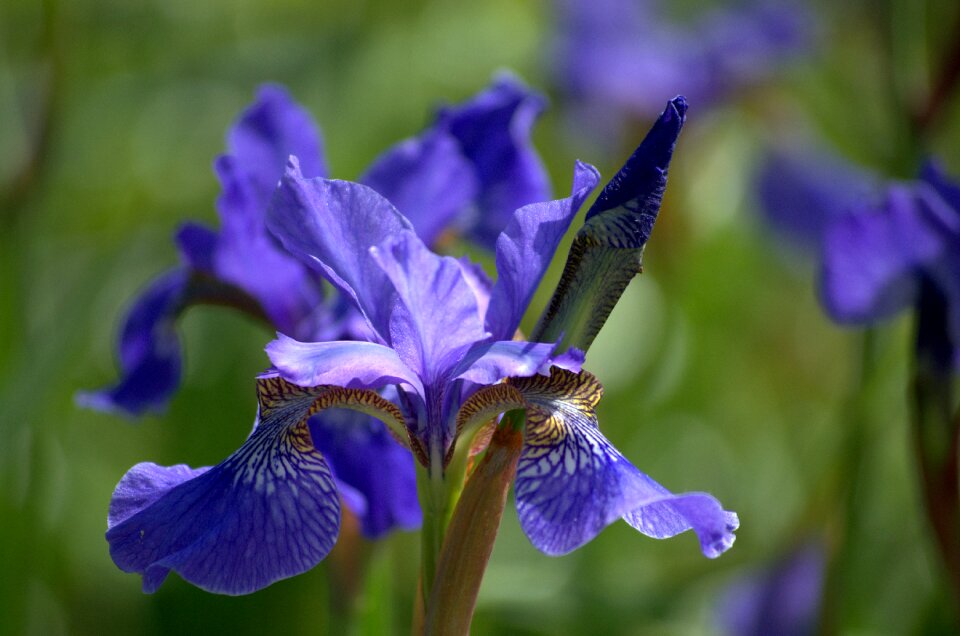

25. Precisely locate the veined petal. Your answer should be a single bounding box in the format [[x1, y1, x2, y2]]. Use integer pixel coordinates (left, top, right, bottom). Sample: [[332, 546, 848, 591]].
[[622, 489, 740, 558], [107, 462, 209, 530], [370, 232, 485, 381], [266, 333, 423, 395], [76, 269, 189, 416], [438, 74, 552, 247], [308, 409, 421, 538], [485, 160, 600, 341], [512, 368, 737, 557], [454, 383, 526, 438], [361, 129, 479, 247], [453, 340, 582, 386], [107, 378, 343, 594], [267, 161, 413, 343]]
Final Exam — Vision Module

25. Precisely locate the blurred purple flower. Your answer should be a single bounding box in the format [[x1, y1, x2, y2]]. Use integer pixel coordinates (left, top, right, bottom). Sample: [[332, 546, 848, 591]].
[[821, 162, 960, 367], [757, 148, 960, 367], [718, 541, 825, 636], [553, 0, 810, 127], [104, 98, 737, 595]]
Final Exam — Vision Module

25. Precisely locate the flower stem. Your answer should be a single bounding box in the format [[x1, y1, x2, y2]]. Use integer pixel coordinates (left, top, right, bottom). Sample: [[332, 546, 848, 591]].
[[417, 457, 450, 606], [423, 410, 524, 636]]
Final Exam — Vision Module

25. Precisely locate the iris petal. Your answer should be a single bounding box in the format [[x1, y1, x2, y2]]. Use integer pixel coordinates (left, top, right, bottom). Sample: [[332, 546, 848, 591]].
[[370, 232, 485, 381], [453, 340, 582, 386], [361, 129, 479, 247], [106, 379, 342, 595], [209, 85, 328, 335], [512, 369, 737, 557], [308, 410, 421, 539], [77, 269, 188, 416], [623, 490, 740, 559], [220, 83, 327, 218], [265, 334, 423, 395], [438, 74, 552, 247], [756, 148, 878, 251], [820, 186, 943, 323], [175, 222, 218, 273], [267, 162, 413, 344]]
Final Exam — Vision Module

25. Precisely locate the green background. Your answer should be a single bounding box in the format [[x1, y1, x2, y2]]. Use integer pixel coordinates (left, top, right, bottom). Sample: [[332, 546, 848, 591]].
[[1, 0, 959, 633]]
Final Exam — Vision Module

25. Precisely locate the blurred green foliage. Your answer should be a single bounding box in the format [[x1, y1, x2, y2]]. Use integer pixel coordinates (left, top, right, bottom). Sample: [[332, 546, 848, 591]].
[[2, 0, 959, 633]]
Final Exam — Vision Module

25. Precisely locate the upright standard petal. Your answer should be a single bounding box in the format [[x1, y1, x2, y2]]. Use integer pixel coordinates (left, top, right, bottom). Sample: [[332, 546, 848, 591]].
[[77, 270, 189, 416], [437, 74, 552, 247], [485, 160, 600, 340], [361, 129, 479, 247], [370, 232, 486, 381], [107, 377, 343, 594], [512, 369, 737, 557], [267, 161, 413, 342]]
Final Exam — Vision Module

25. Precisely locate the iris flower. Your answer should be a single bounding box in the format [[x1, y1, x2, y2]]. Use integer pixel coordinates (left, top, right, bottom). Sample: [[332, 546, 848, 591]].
[[758, 149, 960, 367], [105, 97, 737, 595], [820, 162, 960, 368], [83, 78, 550, 539]]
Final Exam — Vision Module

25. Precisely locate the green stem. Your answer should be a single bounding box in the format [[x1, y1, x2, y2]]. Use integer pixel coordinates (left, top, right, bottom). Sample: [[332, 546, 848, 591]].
[[424, 410, 525, 636], [417, 458, 449, 605]]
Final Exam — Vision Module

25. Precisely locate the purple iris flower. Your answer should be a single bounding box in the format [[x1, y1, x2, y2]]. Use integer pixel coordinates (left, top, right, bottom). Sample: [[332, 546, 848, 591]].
[[83, 78, 550, 541], [757, 148, 960, 367], [718, 541, 826, 636], [104, 97, 737, 594], [553, 0, 810, 126], [821, 162, 960, 368]]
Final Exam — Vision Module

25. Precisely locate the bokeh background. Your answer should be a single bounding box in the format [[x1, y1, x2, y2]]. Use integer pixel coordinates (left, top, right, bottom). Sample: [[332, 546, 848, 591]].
[[2, 0, 959, 633]]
